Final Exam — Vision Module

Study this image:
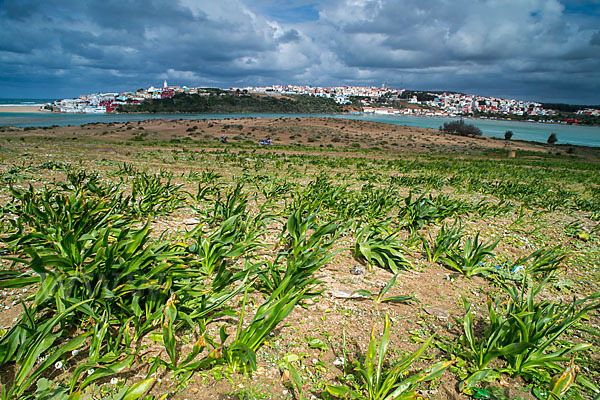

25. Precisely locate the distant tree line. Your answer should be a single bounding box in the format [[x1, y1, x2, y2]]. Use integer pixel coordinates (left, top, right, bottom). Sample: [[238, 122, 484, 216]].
[[118, 93, 345, 114], [439, 120, 482, 137], [542, 103, 600, 113], [399, 90, 438, 102], [473, 110, 600, 126]]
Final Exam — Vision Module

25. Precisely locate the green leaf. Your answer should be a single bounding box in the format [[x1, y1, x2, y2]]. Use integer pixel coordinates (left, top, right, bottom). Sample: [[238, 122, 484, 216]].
[[352, 289, 375, 299], [163, 295, 178, 366], [378, 275, 397, 299], [376, 314, 391, 392], [120, 378, 155, 400], [326, 384, 363, 399], [79, 355, 134, 391], [308, 338, 328, 351], [282, 354, 299, 363], [460, 369, 498, 391]]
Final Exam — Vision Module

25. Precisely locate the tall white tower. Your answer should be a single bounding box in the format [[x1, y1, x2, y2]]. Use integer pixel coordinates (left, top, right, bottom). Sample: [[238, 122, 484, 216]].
[[164, 80, 168, 88]]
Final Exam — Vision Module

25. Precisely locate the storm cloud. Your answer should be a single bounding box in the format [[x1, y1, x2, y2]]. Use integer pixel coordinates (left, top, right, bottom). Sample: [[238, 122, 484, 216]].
[[1, 0, 599, 103]]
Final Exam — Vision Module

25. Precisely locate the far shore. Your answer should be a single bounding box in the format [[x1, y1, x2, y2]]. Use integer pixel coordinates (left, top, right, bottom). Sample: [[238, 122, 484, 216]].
[[7, 106, 597, 127], [0, 106, 45, 114]]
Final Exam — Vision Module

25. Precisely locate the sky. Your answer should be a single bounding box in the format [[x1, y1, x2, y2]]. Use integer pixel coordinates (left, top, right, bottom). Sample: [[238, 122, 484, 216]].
[[1, 0, 600, 104]]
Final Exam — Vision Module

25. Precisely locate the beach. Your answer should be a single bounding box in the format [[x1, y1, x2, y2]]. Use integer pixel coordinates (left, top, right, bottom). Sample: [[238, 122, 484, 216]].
[[0, 106, 44, 113]]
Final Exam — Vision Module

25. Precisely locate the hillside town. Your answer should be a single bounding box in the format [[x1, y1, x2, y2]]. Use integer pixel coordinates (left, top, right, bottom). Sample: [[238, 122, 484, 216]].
[[47, 81, 179, 114], [45, 82, 591, 123], [245, 85, 561, 120]]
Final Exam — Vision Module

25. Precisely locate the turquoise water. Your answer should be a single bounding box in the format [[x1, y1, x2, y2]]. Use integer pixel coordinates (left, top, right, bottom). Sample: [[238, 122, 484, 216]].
[[336, 114, 600, 148], [1, 111, 599, 147], [0, 98, 57, 106]]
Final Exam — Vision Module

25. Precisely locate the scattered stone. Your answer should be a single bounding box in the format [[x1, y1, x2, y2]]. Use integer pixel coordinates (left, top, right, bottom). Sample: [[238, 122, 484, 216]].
[[424, 306, 450, 320], [255, 366, 266, 375], [350, 265, 365, 275], [183, 217, 201, 225], [330, 290, 365, 299], [333, 357, 345, 366], [444, 273, 460, 281], [281, 370, 291, 384]]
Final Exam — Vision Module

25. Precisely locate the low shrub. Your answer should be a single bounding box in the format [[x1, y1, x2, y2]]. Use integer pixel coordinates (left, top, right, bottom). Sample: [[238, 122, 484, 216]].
[[440, 120, 482, 137]]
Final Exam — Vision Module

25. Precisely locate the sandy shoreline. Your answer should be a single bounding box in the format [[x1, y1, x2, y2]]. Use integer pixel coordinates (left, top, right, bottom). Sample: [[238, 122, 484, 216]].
[[0, 106, 44, 113]]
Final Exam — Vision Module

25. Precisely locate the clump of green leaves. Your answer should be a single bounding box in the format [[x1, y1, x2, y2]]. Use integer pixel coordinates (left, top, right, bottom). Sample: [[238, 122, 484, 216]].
[[128, 171, 185, 216], [460, 274, 600, 392], [187, 215, 260, 276], [398, 193, 444, 233], [443, 232, 499, 277], [354, 223, 412, 273], [326, 314, 452, 399], [223, 286, 304, 373], [420, 220, 464, 263], [258, 205, 338, 300]]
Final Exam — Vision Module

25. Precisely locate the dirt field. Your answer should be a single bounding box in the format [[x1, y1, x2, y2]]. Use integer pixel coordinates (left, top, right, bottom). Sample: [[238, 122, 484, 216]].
[[0, 117, 599, 400], [2, 116, 594, 156]]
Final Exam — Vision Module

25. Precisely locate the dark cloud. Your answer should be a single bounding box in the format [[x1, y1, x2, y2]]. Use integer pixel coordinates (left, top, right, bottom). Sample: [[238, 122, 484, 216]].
[[279, 29, 301, 43], [0, 0, 599, 103], [312, 0, 600, 103], [1, 0, 41, 21]]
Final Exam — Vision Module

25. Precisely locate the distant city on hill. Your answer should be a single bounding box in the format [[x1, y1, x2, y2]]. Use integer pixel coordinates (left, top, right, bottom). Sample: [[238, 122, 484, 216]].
[[43, 82, 600, 126]]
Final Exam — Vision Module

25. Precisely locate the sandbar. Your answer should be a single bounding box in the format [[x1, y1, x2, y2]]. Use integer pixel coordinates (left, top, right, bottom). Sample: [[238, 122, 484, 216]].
[[0, 106, 44, 113]]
